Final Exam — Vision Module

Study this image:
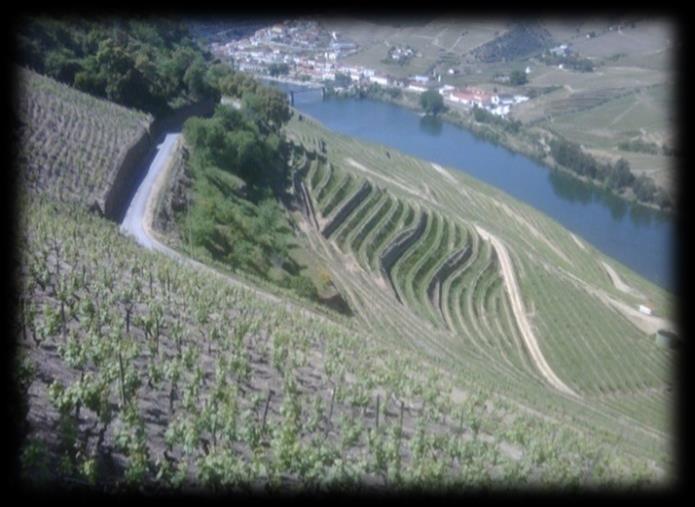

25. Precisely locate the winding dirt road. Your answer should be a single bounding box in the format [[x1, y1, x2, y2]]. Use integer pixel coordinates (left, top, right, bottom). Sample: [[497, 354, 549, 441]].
[[475, 224, 580, 398]]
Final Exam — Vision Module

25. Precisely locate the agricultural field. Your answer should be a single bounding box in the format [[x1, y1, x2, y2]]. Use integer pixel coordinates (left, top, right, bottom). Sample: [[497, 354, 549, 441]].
[[17, 193, 658, 490], [283, 113, 676, 480], [14, 66, 152, 210], [318, 17, 510, 79], [525, 83, 676, 192]]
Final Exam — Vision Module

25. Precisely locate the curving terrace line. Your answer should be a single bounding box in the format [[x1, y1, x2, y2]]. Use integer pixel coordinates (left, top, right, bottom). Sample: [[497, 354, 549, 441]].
[[379, 210, 428, 303], [322, 180, 373, 238]]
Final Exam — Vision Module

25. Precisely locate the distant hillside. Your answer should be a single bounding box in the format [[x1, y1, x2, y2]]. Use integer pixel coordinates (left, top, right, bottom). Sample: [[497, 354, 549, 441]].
[[472, 23, 553, 63]]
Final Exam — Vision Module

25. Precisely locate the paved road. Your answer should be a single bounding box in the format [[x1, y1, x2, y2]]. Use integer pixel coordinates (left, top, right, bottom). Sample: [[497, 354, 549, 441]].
[[118, 132, 323, 312], [120, 133, 180, 251]]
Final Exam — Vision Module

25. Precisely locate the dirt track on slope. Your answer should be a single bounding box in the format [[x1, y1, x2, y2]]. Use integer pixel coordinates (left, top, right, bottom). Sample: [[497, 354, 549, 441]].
[[475, 224, 579, 398], [601, 260, 644, 298], [345, 157, 431, 202]]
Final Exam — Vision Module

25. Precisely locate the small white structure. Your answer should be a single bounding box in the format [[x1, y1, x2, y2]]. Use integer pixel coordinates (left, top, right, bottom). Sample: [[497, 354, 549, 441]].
[[639, 305, 653, 316], [413, 75, 430, 84], [407, 84, 427, 93], [491, 104, 510, 116], [369, 74, 389, 86], [525, 66, 531, 74]]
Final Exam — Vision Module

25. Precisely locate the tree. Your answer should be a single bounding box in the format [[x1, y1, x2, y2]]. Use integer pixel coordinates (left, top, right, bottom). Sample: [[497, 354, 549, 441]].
[[510, 69, 528, 86], [334, 72, 351, 88], [420, 89, 445, 116], [633, 175, 657, 202], [268, 63, 289, 76], [183, 59, 211, 100], [606, 158, 634, 191]]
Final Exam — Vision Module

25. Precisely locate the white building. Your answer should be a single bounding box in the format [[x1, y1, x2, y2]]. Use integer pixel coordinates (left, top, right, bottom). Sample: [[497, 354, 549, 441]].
[[413, 75, 429, 84], [639, 305, 653, 316], [491, 104, 510, 116], [438, 84, 455, 95], [407, 84, 428, 93], [513, 95, 529, 104], [369, 75, 389, 86]]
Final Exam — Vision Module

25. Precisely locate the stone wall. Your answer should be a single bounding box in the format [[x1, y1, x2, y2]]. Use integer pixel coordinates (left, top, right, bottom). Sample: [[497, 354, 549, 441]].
[[426, 245, 472, 309]]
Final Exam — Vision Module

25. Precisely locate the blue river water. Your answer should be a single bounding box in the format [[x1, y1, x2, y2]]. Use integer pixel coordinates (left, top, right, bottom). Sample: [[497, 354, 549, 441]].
[[268, 82, 674, 291]]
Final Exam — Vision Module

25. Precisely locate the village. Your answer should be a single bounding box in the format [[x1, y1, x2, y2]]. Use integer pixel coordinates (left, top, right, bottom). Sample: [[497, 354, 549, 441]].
[[211, 20, 530, 118]]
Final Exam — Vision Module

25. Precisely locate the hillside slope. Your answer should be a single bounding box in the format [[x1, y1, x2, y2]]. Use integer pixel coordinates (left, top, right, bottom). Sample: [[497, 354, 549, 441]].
[[14, 61, 676, 490], [17, 194, 658, 489], [282, 112, 676, 474], [14, 67, 152, 211]]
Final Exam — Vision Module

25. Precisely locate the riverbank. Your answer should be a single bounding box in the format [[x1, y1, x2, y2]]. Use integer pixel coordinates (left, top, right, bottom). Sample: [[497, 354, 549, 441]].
[[331, 85, 672, 215], [258, 74, 324, 89]]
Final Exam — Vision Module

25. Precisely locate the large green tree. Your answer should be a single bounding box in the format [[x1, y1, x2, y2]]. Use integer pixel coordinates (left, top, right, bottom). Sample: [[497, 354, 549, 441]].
[[420, 89, 445, 116]]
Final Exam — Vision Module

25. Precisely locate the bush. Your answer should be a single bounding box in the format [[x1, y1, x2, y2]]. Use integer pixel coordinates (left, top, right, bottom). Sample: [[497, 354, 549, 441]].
[[286, 274, 319, 301], [509, 69, 528, 86]]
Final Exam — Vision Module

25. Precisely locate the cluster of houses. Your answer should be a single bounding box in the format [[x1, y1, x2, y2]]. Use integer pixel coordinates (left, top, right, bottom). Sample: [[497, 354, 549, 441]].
[[211, 20, 358, 72], [440, 86, 529, 116], [212, 21, 530, 118], [387, 45, 416, 63]]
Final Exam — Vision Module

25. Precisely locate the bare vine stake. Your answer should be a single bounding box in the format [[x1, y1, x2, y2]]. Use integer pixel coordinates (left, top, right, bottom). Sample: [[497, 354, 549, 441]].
[[399, 400, 404, 438], [326, 386, 336, 435], [376, 395, 380, 430], [261, 390, 273, 433], [118, 348, 126, 408]]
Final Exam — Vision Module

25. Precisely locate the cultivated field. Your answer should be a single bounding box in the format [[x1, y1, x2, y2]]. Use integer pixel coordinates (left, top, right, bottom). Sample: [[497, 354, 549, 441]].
[[14, 67, 152, 209], [283, 112, 676, 479], [18, 193, 660, 489]]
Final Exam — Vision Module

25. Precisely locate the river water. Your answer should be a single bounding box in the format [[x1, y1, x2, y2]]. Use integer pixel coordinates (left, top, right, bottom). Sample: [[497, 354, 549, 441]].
[[268, 82, 674, 291]]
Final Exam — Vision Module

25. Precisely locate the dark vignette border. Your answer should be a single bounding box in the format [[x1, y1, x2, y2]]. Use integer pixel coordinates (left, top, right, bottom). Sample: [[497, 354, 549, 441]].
[[5, 1, 690, 502]]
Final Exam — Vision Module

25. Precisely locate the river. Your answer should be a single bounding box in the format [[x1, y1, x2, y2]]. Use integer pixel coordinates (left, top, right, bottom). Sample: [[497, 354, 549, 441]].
[[266, 81, 674, 292]]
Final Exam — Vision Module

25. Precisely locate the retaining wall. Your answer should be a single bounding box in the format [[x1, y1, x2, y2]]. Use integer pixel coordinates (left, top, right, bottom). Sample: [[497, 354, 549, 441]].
[[379, 210, 428, 302], [426, 245, 472, 310], [321, 180, 372, 238]]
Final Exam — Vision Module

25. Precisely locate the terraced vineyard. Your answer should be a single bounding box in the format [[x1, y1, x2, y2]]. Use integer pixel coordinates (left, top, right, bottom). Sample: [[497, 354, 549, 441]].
[[15, 63, 677, 489], [19, 194, 657, 489], [285, 113, 676, 478], [14, 66, 152, 209]]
